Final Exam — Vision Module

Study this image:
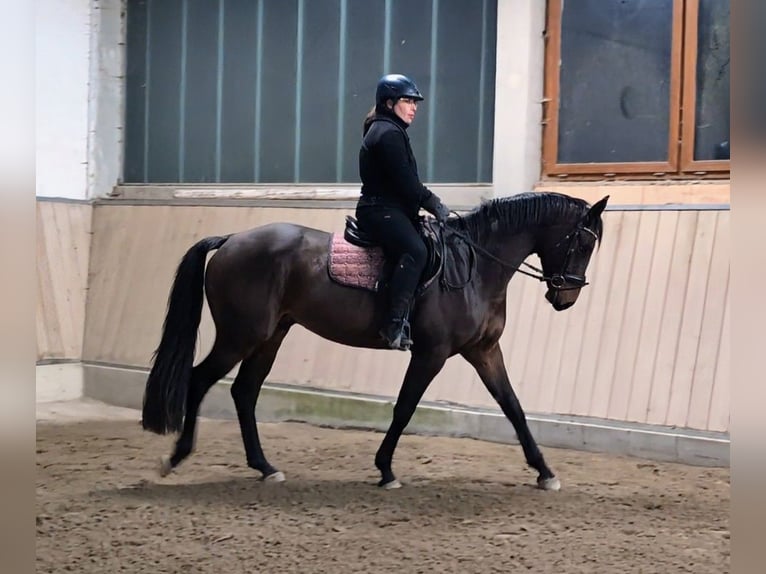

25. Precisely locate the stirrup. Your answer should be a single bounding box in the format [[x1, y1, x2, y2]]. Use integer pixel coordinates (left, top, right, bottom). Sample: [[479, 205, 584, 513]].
[[379, 318, 413, 351]]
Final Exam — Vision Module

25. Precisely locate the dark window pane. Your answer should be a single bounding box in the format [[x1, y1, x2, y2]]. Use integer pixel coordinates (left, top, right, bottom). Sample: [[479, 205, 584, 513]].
[[694, 0, 730, 161], [744, 1, 766, 147], [183, 0, 220, 183], [558, 0, 674, 164], [220, 0, 259, 182], [123, 0, 148, 183], [258, 0, 298, 183], [433, 0, 496, 183], [389, 0, 433, 181], [123, 0, 496, 184], [342, 1, 385, 183], [146, 0, 183, 182], [298, 0, 340, 183], [478, 0, 497, 183]]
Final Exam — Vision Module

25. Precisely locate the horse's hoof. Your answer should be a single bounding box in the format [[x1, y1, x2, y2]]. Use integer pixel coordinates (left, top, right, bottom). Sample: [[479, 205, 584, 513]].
[[159, 455, 173, 478], [380, 479, 402, 490], [263, 471, 285, 483], [537, 476, 561, 491]]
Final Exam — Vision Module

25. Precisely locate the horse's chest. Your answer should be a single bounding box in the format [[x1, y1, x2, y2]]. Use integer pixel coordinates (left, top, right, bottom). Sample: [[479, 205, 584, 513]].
[[442, 297, 503, 339], [475, 302, 506, 340]]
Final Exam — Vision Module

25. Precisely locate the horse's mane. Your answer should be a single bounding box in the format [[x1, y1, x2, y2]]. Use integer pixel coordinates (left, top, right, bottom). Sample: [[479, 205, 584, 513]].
[[451, 192, 603, 244]]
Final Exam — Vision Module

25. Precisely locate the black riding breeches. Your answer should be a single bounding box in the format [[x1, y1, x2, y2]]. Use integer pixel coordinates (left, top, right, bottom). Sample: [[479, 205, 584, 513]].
[[355, 205, 428, 319]]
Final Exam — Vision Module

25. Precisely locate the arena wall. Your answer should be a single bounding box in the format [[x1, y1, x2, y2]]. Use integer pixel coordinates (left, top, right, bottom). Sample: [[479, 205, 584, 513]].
[[36, 187, 729, 464], [79, 194, 729, 434], [36, 199, 92, 361]]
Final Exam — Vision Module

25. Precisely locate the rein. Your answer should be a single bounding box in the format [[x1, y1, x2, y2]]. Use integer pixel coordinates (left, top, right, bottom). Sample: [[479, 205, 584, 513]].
[[439, 213, 597, 291]]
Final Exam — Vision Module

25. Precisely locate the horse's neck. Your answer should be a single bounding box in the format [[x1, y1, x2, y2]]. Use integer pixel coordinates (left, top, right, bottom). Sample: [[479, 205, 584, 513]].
[[477, 229, 536, 289]]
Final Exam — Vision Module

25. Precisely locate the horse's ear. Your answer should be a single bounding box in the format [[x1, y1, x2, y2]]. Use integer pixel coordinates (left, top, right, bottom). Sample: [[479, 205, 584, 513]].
[[586, 195, 609, 221]]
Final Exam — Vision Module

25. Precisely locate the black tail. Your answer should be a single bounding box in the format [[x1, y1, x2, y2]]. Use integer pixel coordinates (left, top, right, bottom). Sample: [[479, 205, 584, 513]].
[[141, 235, 230, 434]]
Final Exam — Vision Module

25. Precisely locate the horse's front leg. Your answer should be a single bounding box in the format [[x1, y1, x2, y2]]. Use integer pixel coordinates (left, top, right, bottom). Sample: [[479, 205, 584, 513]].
[[461, 342, 559, 491], [375, 350, 448, 489]]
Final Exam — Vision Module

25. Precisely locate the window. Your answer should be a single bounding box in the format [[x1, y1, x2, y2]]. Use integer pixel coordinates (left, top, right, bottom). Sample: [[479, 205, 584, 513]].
[[542, 0, 729, 178], [123, 0, 497, 185]]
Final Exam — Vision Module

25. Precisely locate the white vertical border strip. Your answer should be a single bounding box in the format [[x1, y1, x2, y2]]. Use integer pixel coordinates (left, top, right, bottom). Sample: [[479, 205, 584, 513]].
[[87, 0, 128, 197], [492, 0, 545, 196]]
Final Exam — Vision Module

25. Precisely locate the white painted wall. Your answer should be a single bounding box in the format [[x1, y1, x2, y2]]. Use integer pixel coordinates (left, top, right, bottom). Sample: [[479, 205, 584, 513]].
[[36, 0, 124, 200], [36, 0, 91, 199], [492, 0, 546, 196]]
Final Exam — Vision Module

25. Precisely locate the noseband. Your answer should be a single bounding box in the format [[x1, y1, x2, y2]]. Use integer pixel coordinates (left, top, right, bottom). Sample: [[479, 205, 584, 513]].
[[543, 225, 599, 291]]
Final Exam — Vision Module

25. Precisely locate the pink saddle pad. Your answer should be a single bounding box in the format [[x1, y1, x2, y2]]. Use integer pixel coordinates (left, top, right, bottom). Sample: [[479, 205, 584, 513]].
[[328, 233, 386, 292]]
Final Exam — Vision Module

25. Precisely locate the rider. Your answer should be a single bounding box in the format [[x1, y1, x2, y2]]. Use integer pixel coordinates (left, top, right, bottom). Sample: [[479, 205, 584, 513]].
[[355, 73, 451, 351]]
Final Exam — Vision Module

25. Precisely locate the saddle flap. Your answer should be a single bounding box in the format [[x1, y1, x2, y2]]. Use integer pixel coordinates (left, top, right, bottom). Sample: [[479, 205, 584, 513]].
[[440, 229, 475, 290]]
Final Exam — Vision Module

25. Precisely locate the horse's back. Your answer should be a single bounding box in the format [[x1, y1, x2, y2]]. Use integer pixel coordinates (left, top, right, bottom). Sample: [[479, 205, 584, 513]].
[[204, 222, 330, 289], [228, 222, 328, 250], [209, 222, 324, 263]]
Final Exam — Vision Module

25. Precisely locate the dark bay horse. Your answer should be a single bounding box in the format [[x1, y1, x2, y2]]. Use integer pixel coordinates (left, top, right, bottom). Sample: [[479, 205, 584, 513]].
[[142, 192, 608, 490]]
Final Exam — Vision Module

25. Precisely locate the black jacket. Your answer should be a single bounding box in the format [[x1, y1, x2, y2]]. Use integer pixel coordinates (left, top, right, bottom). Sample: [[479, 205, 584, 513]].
[[358, 111, 435, 221]]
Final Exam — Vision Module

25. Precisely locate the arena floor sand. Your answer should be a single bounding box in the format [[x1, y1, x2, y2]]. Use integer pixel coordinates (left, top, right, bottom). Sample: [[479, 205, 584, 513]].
[[37, 400, 729, 573]]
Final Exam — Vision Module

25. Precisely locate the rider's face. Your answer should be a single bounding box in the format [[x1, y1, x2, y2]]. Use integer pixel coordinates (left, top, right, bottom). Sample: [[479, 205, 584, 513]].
[[389, 98, 419, 125]]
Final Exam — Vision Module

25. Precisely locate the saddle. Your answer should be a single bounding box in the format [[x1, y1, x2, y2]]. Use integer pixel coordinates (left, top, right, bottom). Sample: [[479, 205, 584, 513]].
[[327, 215, 474, 295]]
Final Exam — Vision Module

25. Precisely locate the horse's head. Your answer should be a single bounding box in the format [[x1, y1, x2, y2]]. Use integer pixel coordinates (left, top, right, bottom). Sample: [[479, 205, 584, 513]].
[[538, 196, 609, 311]]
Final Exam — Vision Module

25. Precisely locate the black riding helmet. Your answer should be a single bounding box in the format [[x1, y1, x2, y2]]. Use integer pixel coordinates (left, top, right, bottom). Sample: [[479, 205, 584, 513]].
[[375, 74, 424, 109]]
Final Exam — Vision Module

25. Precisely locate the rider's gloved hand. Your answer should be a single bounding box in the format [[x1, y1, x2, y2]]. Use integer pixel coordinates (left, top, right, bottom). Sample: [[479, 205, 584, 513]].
[[422, 194, 450, 224]]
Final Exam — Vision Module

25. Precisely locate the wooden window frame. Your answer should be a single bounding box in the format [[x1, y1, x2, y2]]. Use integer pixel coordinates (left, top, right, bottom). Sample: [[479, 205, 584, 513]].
[[679, 0, 730, 174], [542, 0, 730, 180]]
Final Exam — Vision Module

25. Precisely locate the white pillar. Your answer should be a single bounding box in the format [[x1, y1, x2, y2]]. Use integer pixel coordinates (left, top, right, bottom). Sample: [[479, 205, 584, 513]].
[[35, 0, 124, 200], [87, 0, 125, 198], [492, 0, 546, 196]]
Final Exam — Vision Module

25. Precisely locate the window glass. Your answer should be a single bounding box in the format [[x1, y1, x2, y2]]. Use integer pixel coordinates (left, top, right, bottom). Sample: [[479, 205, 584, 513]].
[[694, 0, 730, 161], [146, 0, 183, 183], [123, 0, 497, 184], [557, 0, 674, 164]]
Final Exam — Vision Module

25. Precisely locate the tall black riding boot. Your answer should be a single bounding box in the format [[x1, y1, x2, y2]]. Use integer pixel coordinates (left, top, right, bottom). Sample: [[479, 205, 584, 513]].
[[379, 253, 420, 351], [379, 314, 412, 351]]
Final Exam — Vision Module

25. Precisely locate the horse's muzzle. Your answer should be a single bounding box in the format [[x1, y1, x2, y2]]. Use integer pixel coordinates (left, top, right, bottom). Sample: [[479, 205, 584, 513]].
[[546, 288, 576, 311]]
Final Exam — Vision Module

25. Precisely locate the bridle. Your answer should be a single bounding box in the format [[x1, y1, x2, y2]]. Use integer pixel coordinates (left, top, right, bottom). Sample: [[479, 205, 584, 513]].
[[542, 224, 599, 290], [442, 218, 599, 292]]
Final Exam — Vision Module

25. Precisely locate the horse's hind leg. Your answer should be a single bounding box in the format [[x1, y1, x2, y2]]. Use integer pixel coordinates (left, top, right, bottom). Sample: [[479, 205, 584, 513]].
[[375, 350, 448, 488], [161, 340, 241, 476], [230, 321, 292, 481]]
